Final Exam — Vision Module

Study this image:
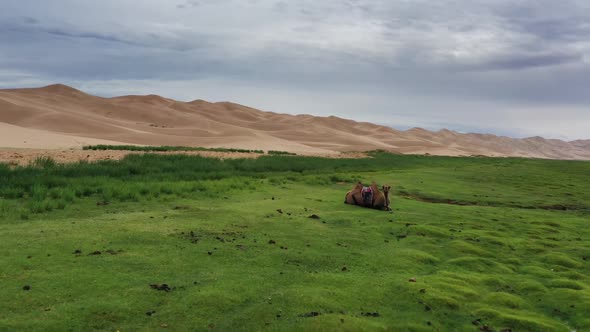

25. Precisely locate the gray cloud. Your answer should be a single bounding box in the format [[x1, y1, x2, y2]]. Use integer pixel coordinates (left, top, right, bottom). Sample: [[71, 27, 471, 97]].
[[478, 53, 582, 70], [3, 24, 140, 47], [21, 16, 38, 24], [0, 0, 589, 139]]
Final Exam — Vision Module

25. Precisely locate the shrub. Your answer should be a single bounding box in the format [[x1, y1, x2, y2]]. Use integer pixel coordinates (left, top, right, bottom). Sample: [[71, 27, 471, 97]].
[[31, 156, 57, 169], [82, 145, 264, 154], [267, 150, 297, 156]]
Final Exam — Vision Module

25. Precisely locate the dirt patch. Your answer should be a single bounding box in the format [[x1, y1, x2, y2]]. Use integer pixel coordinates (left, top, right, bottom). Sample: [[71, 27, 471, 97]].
[[0, 148, 262, 166], [0, 148, 368, 166], [398, 190, 588, 211], [398, 191, 476, 206], [538, 204, 576, 211], [87, 249, 122, 256], [300, 312, 321, 318], [361, 312, 380, 317], [150, 284, 171, 292], [179, 231, 200, 244]]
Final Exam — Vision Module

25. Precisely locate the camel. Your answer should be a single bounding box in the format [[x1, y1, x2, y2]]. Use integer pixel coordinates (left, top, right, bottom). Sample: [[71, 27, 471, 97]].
[[344, 182, 392, 211]]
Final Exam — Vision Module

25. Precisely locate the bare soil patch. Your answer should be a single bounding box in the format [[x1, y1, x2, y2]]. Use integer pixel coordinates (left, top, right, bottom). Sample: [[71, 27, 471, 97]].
[[0, 148, 261, 166]]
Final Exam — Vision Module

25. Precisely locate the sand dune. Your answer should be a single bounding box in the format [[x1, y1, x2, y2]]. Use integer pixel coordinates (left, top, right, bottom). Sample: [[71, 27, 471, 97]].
[[0, 84, 589, 160]]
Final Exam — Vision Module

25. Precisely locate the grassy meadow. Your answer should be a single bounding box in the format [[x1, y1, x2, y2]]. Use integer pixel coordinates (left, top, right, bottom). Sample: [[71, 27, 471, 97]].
[[0, 152, 589, 331]]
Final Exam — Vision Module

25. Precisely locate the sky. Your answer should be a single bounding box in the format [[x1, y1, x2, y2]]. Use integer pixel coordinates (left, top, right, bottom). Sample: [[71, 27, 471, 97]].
[[0, 0, 589, 140]]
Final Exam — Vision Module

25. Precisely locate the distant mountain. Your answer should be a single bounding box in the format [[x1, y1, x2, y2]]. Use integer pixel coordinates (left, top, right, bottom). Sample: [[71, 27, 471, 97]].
[[0, 84, 589, 160]]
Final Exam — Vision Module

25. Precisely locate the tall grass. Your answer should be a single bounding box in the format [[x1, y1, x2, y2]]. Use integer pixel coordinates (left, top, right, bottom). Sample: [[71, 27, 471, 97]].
[[0, 152, 588, 215], [0, 152, 406, 214]]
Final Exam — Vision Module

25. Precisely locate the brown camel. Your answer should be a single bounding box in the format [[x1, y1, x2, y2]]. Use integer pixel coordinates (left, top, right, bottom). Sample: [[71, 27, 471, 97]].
[[344, 182, 392, 211]]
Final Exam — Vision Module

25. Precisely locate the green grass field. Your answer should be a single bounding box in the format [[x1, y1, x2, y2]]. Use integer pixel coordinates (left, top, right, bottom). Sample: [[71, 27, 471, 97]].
[[0, 152, 589, 331]]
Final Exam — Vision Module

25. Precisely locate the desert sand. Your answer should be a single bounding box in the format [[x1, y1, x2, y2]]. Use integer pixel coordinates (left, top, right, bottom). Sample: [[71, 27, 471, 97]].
[[0, 122, 127, 149], [1, 84, 589, 160]]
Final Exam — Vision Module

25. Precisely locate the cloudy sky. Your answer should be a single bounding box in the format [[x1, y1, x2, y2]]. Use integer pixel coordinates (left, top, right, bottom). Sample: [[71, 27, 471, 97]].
[[1, 0, 589, 140]]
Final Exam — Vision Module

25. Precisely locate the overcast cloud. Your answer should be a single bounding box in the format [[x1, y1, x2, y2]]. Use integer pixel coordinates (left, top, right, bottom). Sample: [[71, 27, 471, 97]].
[[0, 0, 589, 139]]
